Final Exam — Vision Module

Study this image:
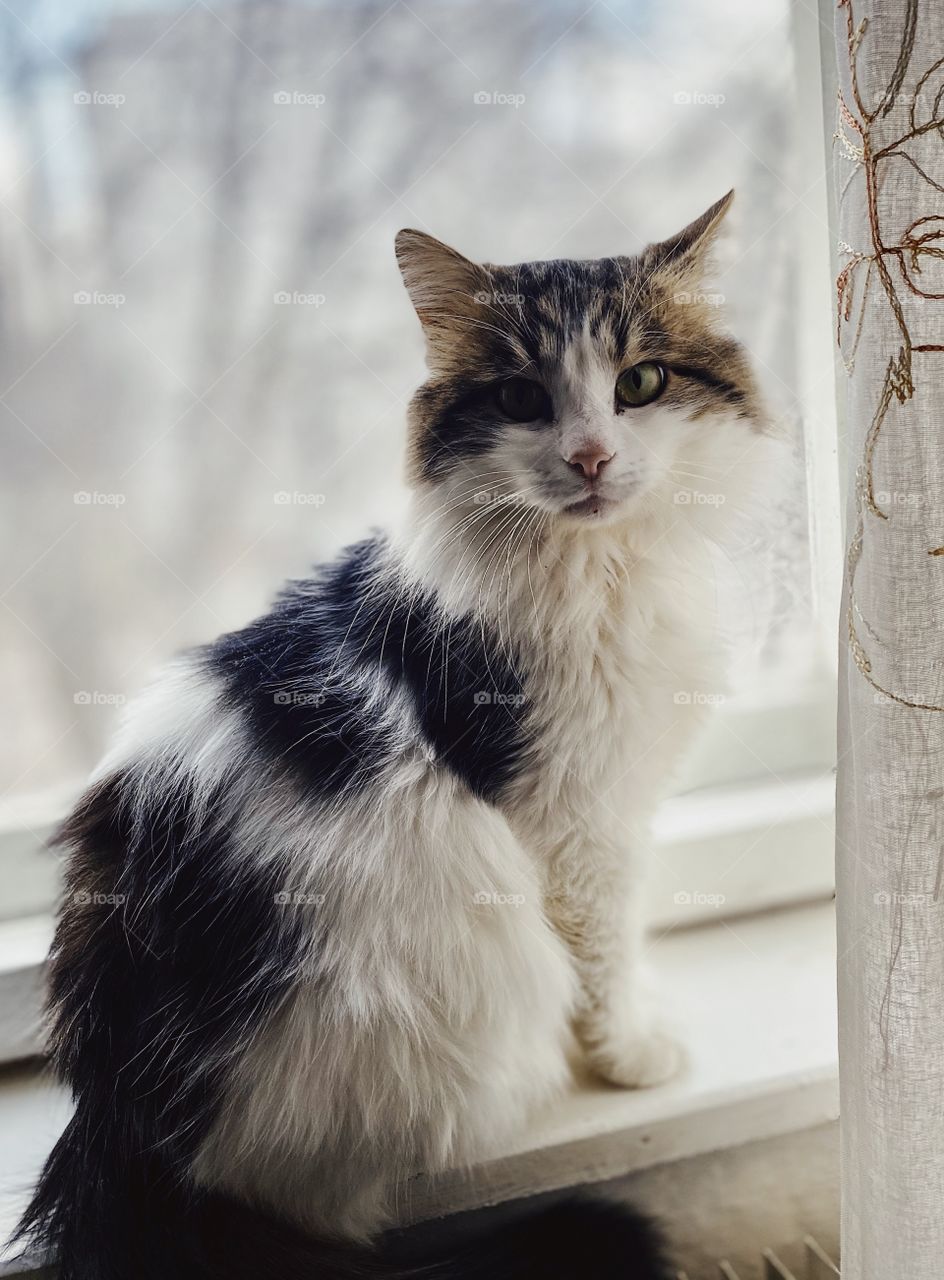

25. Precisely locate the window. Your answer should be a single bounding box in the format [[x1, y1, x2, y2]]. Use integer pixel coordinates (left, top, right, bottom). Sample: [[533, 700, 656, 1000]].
[[0, 0, 839, 1055]]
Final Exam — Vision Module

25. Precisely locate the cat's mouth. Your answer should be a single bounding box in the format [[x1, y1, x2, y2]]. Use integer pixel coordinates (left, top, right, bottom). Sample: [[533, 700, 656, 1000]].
[[562, 493, 620, 519]]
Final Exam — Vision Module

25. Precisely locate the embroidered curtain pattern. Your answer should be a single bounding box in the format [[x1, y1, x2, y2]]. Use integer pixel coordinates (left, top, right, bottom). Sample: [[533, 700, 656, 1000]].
[[832, 1, 944, 1275]]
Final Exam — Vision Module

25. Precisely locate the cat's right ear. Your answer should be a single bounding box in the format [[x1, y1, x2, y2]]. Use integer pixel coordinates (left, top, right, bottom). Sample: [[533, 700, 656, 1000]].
[[395, 229, 488, 366], [646, 190, 734, 280]]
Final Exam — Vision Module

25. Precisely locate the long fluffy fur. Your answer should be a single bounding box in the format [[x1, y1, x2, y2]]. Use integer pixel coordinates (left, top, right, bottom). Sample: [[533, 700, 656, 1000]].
[[14, 201, 767, 1278]]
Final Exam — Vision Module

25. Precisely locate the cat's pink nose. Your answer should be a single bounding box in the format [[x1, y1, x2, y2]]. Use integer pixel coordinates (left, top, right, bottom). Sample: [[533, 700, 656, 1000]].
[[566, 448, 613, 481]]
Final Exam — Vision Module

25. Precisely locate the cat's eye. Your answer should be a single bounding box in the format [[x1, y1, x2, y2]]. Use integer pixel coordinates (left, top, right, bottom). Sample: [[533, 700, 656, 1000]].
[[494, 377, 551, 423], [615, 361, 666, 409]]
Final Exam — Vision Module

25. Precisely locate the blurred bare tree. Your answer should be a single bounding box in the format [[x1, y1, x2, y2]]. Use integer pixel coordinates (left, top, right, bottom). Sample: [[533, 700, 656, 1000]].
[[0, 0, 805, 795]]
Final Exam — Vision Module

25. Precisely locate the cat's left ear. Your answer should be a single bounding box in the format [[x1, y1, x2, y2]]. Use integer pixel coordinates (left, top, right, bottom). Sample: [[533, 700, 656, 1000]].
[[395, 229, 489, 367], [647, 189, 734, 278]]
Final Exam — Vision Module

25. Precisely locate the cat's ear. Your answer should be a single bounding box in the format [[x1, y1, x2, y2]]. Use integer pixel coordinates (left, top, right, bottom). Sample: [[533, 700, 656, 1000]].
[[395, 229, 489, 365], [647, 189, 734, 278]]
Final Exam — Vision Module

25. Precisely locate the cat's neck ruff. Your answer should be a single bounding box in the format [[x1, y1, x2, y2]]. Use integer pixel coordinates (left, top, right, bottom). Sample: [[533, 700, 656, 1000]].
[[394, 487, 716, 649]]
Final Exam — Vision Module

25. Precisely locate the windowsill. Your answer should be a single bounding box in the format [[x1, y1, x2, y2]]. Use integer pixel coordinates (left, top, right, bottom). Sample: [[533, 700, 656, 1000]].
[[0, 918, 52, 1068], [0, 899, 837, 1268]]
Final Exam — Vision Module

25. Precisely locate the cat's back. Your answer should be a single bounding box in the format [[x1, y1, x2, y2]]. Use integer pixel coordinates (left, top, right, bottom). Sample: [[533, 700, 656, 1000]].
[[94, 533, 408, 802], [109, 527, 527, 809]]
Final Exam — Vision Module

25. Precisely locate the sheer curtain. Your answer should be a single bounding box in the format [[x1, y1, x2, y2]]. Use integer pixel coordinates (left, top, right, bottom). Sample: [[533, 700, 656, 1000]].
[[828, 1, 944, 1275]]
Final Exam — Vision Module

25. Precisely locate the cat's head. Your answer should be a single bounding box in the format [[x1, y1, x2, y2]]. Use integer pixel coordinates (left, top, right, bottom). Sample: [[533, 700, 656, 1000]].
[[395, 193, 765, 535]]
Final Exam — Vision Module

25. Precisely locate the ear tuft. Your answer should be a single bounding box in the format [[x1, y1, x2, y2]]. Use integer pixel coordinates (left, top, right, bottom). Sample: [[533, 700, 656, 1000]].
[[395, 229, 482, 310], [394, 228, 453, 277], [647, 190, 734, 276], [394, 229, 490, 367]]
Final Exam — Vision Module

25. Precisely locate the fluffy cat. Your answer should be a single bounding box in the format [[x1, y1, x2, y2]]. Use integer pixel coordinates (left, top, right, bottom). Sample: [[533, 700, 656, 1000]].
[[15, 191, 766, 1279]]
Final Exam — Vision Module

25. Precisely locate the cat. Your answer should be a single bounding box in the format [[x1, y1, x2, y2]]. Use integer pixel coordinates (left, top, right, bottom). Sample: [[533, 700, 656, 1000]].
[[14, 191, 766, 1280]]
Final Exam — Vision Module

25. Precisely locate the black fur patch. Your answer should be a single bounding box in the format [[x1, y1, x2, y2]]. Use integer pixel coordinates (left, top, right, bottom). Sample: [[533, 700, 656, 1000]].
[[207, 536, 529, 804], [417, 380, 512, 480], [668, 362, 746, 406], [15, 771, 308, 1279]]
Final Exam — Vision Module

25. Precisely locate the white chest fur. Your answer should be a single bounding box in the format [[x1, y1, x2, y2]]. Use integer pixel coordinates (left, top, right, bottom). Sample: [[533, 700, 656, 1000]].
[[502, 523, 726, 835]]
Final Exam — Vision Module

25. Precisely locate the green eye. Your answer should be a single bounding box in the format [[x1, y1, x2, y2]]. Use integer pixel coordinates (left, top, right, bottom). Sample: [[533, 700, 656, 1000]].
[[615, 361, 666, 408], [495, 377, 551, 422]]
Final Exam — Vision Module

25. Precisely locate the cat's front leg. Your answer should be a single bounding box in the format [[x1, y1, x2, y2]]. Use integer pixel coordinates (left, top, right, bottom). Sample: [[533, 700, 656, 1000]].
[[545, 830, 684, 1089]]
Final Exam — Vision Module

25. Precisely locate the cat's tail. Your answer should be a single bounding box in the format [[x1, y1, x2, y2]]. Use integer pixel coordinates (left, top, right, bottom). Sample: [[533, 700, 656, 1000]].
[[12, 1130, 674, 1279], [199, 1189, 676, 1279]]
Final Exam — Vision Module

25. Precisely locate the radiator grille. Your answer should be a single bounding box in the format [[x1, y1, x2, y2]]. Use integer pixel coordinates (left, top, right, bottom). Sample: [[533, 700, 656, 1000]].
[[678, 1235, 839, 1279]]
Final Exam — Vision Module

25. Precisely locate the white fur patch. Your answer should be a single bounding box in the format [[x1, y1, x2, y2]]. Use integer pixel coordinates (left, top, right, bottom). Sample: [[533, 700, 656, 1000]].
[[192, 770, 574, 1238]]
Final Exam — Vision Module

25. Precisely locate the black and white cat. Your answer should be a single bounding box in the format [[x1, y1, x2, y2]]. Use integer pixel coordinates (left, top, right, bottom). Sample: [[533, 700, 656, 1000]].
[[16, 192, 767, 1279]]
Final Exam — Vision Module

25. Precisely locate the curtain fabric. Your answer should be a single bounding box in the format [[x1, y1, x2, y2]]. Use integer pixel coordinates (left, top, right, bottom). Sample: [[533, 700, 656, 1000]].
[[831, 1, 944, 1275]]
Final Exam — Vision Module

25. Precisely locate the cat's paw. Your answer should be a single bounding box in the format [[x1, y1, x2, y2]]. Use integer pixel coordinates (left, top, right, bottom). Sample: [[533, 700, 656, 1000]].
[[588, 1027, 685, 1089]]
